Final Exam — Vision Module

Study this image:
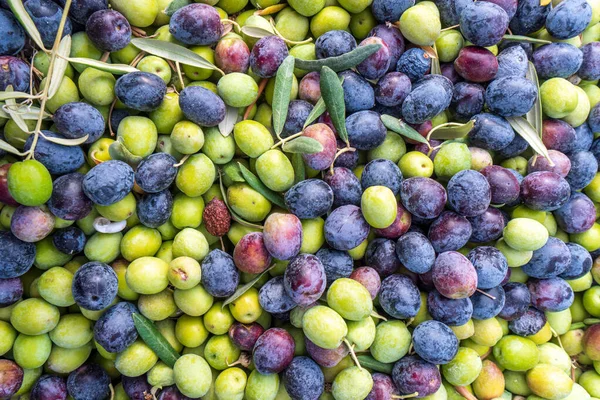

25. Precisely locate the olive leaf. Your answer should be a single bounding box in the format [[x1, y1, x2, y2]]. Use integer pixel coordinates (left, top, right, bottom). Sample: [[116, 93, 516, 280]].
[[109, 137, 144, 167], [291, 153, 305, 184], [0, 139, 26, 156], [48, 35, 72, 99], [320, 66, 348, 144], [506, 116, 553, 162], [7, 0, 46, 51], [3, 87, 29, 133], [240, 25, 276, 39], [430, 43, 441, 75], [65, 57, 138, 74], [219, 171, 265, 229], [282, 136, 324, 154], [0, 92, 38, 101], [238, 163, 288, 209], [131, 38, 224, 75], [272, 56, 296, 139], [164, 0, 191, 16], [356, 355, 393, 374], [525, 61, 543, 138], [427, 120, 475, 140], [255, 4, 288, 15], [132, 313, 180, 368], [222, 265, 275, 308], [502, 34, 552, 44], [303, 97, 326, 129], [219, 105, 238, 137], [380, 114, 429, 145], [40, 131, 89, 146], [295, 44, 382, 72]]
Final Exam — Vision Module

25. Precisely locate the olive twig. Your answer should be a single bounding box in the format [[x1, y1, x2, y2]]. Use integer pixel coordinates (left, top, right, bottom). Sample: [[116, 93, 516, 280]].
[[370, 311, 387, 321], [454, 386, 477, 400], [100, 51, 110, 62], [391, 392, 420, 399], [441, 24, 460, 31], [243, 78, 268, 120], [221, 18, 241, 31], [175, 61, 185, 89], [475, 288, 496, 300], [271, 131, 304, 149], [173, 154, 190, 167], [108, 98, 117, 136], [329, 146, 356, 175]]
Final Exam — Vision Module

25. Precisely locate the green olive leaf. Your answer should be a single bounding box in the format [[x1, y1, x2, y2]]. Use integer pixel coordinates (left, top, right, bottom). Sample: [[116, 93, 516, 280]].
[[131, 38, 223, 75], [291, 153, 305, 184], [0, 92, 38, 101], [222, 265, 275, 308], [282, 136, 324, 154], [0, 138, 27, 156], [164, 0, 191, 16], [132, 313, 180, 368], [109, 137, 144, 167], [380, 114, 429, 145], [506, 116, 553, 162], [303, 97, 326, 129], [238, 162, 288, 209], [427, 120, 475, 140], [240, 25, 275, 39], [219, 105, 238, 137], [40, 131, 89, 146], [431, 43, 441, 75], [295, 44, 382, 72], [272, 56, 296, 139], [65, 57, 138, 75], [356, 355, 393, 374], [320, 66, 348, 144], [48, 35, 72, 99], [3, 86, 29, 133], [7, 0, 46, 51], [219, 171, 265, 230], [0, 103, 49, 120], [502, 34, 552, 44], [525, 61, 543, 138]]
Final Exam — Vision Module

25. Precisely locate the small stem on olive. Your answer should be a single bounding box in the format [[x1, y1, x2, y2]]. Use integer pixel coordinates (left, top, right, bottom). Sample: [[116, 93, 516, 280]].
[[108, 98, 117, 137], [344, 339, 362, 371], [476, 289, 496, 300], [100, 51, 110, 62], [173, 154, 190, 168], [271, 131, 304, 149], [454, 386, 477, 400], [243, 78, 268, 120], [391, 392, 420, 399]]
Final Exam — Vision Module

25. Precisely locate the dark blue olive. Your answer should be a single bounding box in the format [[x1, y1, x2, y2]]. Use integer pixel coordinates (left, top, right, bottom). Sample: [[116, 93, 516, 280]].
[[0, 9, 25, 55], [137, 190, 173, 229], [93, 301, 138, 353], [469, 113, 515, 151], [361, 159, 403, 195], [533, 43, 583, 79], [115, 72, 166, 112], [86, 9, 131, 52], [508, 0, 550, 35], [346, 110, 387, 150], [396, 48, 431, 82], [53, 102, 105, 144], [82, 160, 135, 206], [48, 173, 94, 221], [485, 76, 537, 117], [402, 75, 453, 124], [135, 153, 178, 193], [315, 30, 356, 59], [24, 0, 72, 48], [545, 0, 592, 40], [451, 82, 485, 122], [459, 1, 509, 47], [24, 131, 85, 175], [496, 45, 528, 79], [285, 179, 334, 219], [72, 262, 118, 311], [201, 249, 239, 297], [372, 0, 415, 23], [179, 86, 226, 127], [56, 0, 107, 24], [53, 226, 87, 255], [340, 70, 375, 114], [0, 56, 30, 92], [579, 42, 600, 81], [67, 363, 111, 400]]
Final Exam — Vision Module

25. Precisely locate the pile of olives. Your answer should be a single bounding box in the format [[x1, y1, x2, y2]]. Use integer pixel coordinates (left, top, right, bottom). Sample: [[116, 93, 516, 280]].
[[2, 0, 600, 399]]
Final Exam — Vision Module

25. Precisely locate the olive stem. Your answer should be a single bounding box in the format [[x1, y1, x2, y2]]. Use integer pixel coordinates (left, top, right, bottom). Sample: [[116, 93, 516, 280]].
[[173, 154, 190, 168], [329, 146, 356, 175], [100, 51, 110, 62], [131, 26, 147, 37], [441, 24, 460, 31], [108, 98, 117, 136], [370, 311, 387, 321], [221, 18, 241, 30], [109, 384, 115, 400], [550, 327, 564, 351], [454, 386, 477, 400], [129, 51, 146, 67], [391, 393, 419, 399], [476, 289, 496, 300], [584, 318, 600, 325], [344, 339, 362, 371], [271, 131, 304, 149], [175, 61, 185, 90], [243, 78, 269, 120], [269, 18, 313, 45], [27, 0, 72, 160], [480, 348, 492, 360]]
